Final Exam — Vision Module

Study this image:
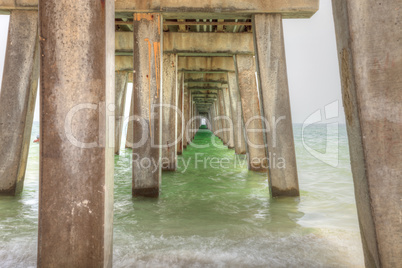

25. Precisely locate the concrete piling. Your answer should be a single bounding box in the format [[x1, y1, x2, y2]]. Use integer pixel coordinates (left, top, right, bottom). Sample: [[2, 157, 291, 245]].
[[0, 11, 39, 196], [177, 73, 184, 155], [235, 54, 267, 172], [132, 13, 162, 197], [191, 101, 196, 140], [332, 1, 402, 266], [125, 90, 134, 148], [227, 71, 247, 155], [183, 84, 189, 149], [218, 89, 229, 146], [186, 91, 193, 144], [253, 14, 299, 197], [210, 103, 218, 136], [115, 72, 128, 155], [38, 1, 115, 266], [222, 85, 235, 149], [162, 53, 178, 171], [213, 98, 223, 141]]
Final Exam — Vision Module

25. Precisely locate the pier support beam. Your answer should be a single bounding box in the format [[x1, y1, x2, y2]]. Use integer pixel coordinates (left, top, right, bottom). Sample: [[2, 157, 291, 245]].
[[223, 85, 235, 149], [115, 72, 128, 155], [210, 104, 217, 135], [213, 103, 220, 137], [38, 1, 114, 266], [125, 89, 134, 148], [0, 11, 39, 196], [162, 53, 177, 171], [332, 1, 402, 267], [183, 85, 189, 149], [177, 73, 184, 155], [228, 72, 246, 155], [254, 14, 299, 196], [186, 92, 192, 143], [218, 90, 229, 146], [214, 101, 223, 141], [235, 55, 267, 172], [212, 102, 220, 139], [132, 13, 162, 197], [191, 102, 196, 140]]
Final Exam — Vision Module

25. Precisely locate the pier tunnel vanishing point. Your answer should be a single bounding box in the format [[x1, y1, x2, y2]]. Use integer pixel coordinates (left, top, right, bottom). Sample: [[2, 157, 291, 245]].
[[0, 0, 401, 267]]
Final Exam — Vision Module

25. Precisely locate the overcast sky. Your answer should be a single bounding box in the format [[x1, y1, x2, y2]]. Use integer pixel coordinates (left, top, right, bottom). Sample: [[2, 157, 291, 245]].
[[0, 0, 344, 124]]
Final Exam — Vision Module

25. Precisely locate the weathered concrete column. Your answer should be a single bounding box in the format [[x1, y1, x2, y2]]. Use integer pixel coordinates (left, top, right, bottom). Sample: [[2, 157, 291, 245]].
[[38, 1, 114, 267], [209, 104, 216, 134], [193, 104, 197, 138], [332, 2, 402, 267], [209, 106, 215, 133], [162, 53, 177, 171], [222, 85, 235, 149], [188, 91, 193, 144], [193, 109, 196, 133], [177, 72, 184, 155], [196, 110, 199, 132], [212, 103, 219, 136], [235, 55, 267, 172], [213, 97, 220, 139], [218, 89, 229, 146], [188, 99, 191, 141], [191, 101, 196, 140], [253, 14, 299, 196], [125, 90, 134, 148], [183, 85, 189, 149], [213, 101, 223, 140], [196, 111, 200, 130], [0, 11, 39, 196], [209, 107, 213, 131], [132, 13, 162, 197], [186, 91, 192, 144], [227, 72, 247, 155], [190, 98, 195, 141], [115, 72, 128, 155]]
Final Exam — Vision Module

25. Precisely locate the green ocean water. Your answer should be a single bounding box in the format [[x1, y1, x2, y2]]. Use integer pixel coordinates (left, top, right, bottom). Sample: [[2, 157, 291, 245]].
[[0, 122, 364, 267]]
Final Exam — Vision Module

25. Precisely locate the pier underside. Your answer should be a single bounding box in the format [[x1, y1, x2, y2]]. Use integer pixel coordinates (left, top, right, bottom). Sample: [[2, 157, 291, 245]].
[[0, 0, 400, 267]]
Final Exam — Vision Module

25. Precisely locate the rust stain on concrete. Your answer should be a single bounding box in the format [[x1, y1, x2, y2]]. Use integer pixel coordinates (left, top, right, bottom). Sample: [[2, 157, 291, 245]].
[[145, 38, 153, 138], [134, 13, 154, 21], [153, 42, 161, 98]]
